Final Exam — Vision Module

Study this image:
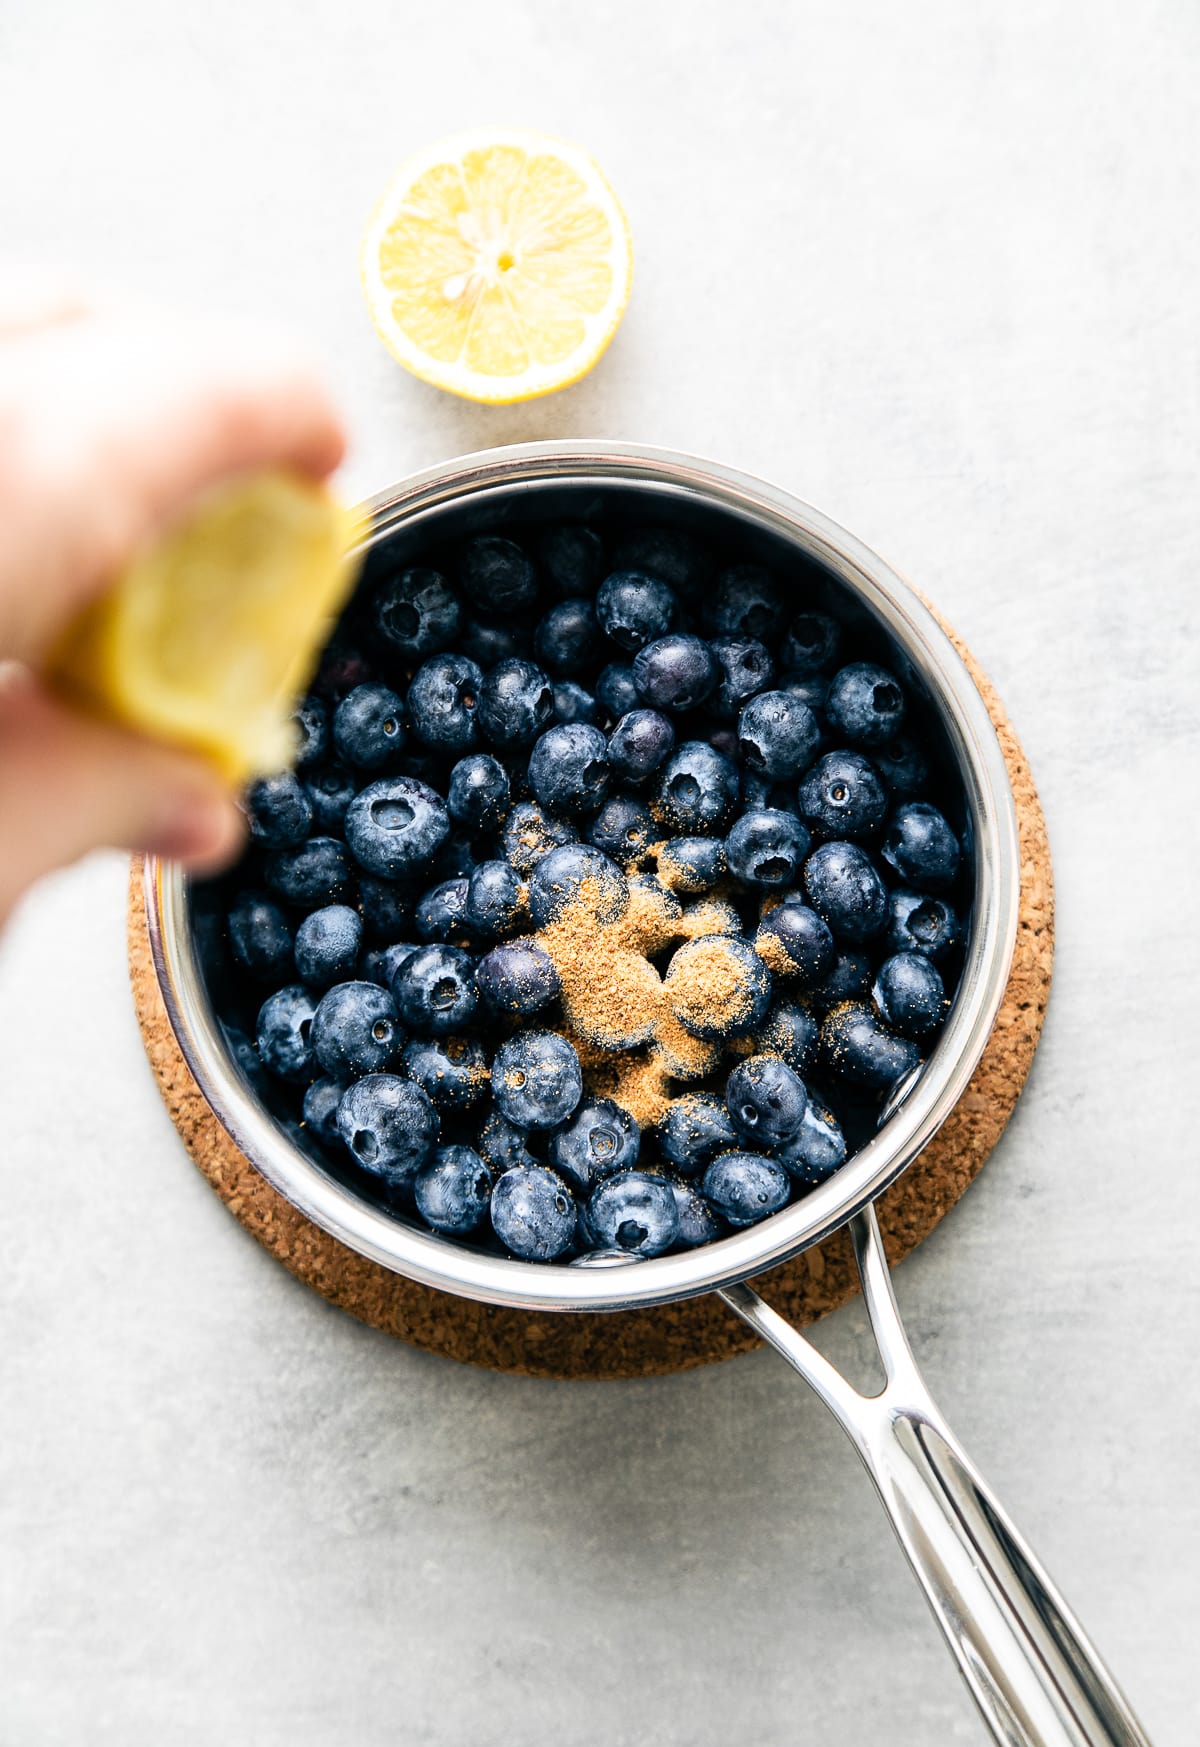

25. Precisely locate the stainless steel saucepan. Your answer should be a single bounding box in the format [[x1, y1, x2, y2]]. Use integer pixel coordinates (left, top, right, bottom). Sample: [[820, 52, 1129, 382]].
[[146, 442, 1150, 1747]]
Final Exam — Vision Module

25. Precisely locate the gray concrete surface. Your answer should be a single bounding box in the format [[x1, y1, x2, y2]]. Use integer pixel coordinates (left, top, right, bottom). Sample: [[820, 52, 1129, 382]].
[[1, 2, 1197, 1741]]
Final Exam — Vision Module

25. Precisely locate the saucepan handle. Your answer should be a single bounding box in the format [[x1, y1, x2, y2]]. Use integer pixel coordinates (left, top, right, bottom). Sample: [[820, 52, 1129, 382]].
[[719, 1209, 1151, 1747]]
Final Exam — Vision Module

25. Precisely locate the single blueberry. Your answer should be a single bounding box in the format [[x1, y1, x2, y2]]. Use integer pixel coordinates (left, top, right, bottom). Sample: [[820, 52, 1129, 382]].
[[500, 800, 577, 875], [256, 984, 318, 1083], [359, 941, 418, 988], [703, 564, 786, 642], [301, 1076, 343, 1147], [491, 1165, 577, 1260], [725, 809, 811, 889], [311, 980, 402, 1079], [587, 1173, 679, 1258], [227, 892, 294, 980], [656, 1092, 738, 1176], [415, 1146, 494, 1235], [740, 772, 798, 813], [738, 691, 821, 781], [594, 661, 641, 721], [725, 1054, 809, 1145], [264, 837, 355, 908], [313, 635, 373, 701], [803, 841, 889, 943], [632, 634, 720, 712], [458, 535, 539, 615], [244, 771, 313, 848], [754, 899, 835, 984], [653, 741, 740, 834], [292, 695, 329, 769], [373, 566, 461, 659], [553, 680, 599, 725], [820, 1001, 922, 1091], [401, 1035, 490, 1111], [664, 935, 771, 1041], [331, 682, 407, 772], [344, 777, 450, 879], [492, 1031, 583, 1130], [406, 654, 482, 753], [458, 618, 531, 668], [295, 904, 363, 988], [778, 1097, 847, 1184], [475, 940, 561, 1016], [549, 1099, 641, 1191], [414, 877, 470, 943], [447, 752, 510, 832], [464, 860, 527, 940], [873, 951, 947, 1038], [595, 569, 678, 651], [887, 889, 961, 960], [390, 943, 477, 1035], [611, 527, 709, 598], [528, 844, 629, 927], [335, 1073, 439, 1185], [826, 662, 907, 747], [798, 749, 888, 842], [873, 735, 930, 797], [587, 796, 655, 867], [782, 610, 841, 675], [527, 723, 610, 815], [709, 637, 776, 721], [807, 949, 875, 1016], [607, 709, 675, 785], [754, 1001, 820, 1074], [779, 671, 831, 714], [222, 1024, 270, 1097], [656, 836, 726, 894], [357, 873, 413, 940], [671, 1181, 726, 1247], [536, 524, 606, 598], [302, 763, 357, 834], [702, 1152, 791, 1227], [477, 657, 555, 748], [881, 802, 961, 890], [477, 1108, 540, 1175], [533, 599, 602, 675]]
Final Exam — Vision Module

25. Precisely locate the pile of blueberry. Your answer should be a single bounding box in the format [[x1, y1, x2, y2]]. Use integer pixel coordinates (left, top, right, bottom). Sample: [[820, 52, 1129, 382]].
[[209, 517, 967, 1265]]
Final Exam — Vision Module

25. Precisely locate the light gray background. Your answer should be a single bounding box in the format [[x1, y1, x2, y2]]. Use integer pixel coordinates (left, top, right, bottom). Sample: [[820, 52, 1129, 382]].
[[1, 2, 1196, 1742]]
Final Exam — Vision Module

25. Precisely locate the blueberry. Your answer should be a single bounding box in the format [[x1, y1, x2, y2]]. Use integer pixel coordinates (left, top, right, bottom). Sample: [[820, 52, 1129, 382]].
[[702, 1152, 791, 1227], [302, 763, 357, 834], [653, 741, 740, 834], [533, 599, 602, 674], [782, 610, 841, 675], [803, 841, 888, 943], [244, 771, 313, 848], [873, 735, 930, 797], [595, 661, 642, 721], [291, 695, 329, 769], [553, 680, 599, 725], [737, 691, 821, 781], [390, 943, 477, 1036], [407, 654, 482, 753], [550, 1099, 641, 1190], [881, 802, 961, 890], [222, 1024, 270, 1097], [294, 904, 363, 988], [458, 535, 538, 615], [537, 524, 606, 598], [779, 671, 831, 714], [611, 527, 709, 598], [778, 1097, 847, 1184], [873, 952, 947, 1037], [447, 752, 510, 832], [725, 1054, 809, 1145], [264, 837, 355, 908], [656, 1092, 738, 1176], [754, 1001, 820, 1074], [459, 618, 530, 668], [671, 1182, 726, 1247], [826, 662, 907, 747], [314, 636, 374, 701], [414, 877, 470, 943], [820, 1001, 922, 1090], [227, 892, 293, 980], [357, 874, 413, 940], [664, 935, 771, 1040], [301, 1076, 343, 1147], [586, 1172, 679, 1258], [709, 637, 776, 720], [656, 836, 726, 894], [491, 1164, 577, 1260], [311, 980, 402, 1079], [527, 723, 610, 815], [477, 657, 555, 748], [360, 941, 417, 988], [887, 889, 961, 960], [374, 566, 461, 659], [477, 1108, 540, 1175], [725, 809, 811, 889], [256, 985, 318, 1082], [754, 899, 835, 984], [475, 940, 561, 1016], [607, 709, 675, 785], [335, 1074, 439, 1185], [703, 564, 785, 642], [464, 860, 527, 941], [798, 749, 887, 843], [492, 1031, 582, 1129], [587, 796, 655, 867], [528, 844, 629, 927], [401, 1035, 490, 1111], [595, 569, 678, 651], [807, 949, 874, 1016], [632, 633, 720, 712], [344, 777, 450, 879], [415, 1146, 494, 1235], [330, 682, 407, 772], [500, 800, 577, 875], [740, 772, 798, 813]]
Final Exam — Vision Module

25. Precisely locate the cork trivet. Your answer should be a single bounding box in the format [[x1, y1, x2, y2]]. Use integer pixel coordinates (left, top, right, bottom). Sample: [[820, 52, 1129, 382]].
[[128, 631, 1053, 1381]]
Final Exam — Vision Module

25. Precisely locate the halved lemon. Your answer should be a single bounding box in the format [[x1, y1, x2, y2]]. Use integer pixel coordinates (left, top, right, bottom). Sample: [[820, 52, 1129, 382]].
[[360, 128, 633, 405], [46, 471, 365, 782]]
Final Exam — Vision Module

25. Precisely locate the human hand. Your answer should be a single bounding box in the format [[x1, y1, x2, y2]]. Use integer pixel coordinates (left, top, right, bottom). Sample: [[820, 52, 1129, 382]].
[[0, 275, 345, 924]]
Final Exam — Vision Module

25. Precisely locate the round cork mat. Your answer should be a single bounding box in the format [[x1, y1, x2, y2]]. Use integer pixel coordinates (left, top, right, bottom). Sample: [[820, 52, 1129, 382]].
[[128, 631, 1053, 1381]]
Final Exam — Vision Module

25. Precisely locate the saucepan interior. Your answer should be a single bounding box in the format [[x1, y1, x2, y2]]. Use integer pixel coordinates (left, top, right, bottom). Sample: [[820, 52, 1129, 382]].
[[146, 441, 1021, 1316]]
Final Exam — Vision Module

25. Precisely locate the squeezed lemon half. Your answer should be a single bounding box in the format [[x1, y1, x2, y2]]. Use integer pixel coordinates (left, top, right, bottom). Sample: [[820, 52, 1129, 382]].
[[360, 128, 633, 404], [46, 471, 364, 782]]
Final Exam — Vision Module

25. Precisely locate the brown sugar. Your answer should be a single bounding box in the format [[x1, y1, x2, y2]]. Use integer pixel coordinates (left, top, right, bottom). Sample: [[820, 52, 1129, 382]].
[[753, 928, 795, 977]]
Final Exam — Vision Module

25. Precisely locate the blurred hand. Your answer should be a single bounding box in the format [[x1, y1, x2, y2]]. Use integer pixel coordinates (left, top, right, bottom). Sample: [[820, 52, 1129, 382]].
[[0, 276, 345, 924]]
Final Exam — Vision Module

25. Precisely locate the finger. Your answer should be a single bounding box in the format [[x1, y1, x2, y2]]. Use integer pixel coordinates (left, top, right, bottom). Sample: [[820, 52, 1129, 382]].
[[0, 671, 245, 925]]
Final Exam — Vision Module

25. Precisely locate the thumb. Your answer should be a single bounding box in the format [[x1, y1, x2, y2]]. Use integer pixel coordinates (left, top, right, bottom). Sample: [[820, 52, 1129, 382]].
[[0, 669, 245, 924]]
